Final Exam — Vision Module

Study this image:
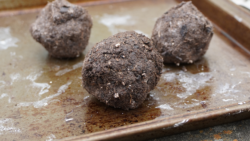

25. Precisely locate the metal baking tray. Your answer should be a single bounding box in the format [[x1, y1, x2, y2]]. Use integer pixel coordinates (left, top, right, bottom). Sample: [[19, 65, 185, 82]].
[[0, 0, 250, 140]]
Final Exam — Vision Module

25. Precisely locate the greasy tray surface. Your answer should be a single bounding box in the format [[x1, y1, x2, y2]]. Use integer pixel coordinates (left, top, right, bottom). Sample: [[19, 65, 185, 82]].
[[0, 0, 250, 140]]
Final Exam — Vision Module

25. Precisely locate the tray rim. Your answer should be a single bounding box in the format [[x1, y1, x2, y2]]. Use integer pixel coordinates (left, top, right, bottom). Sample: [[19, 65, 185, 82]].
[[62, 101, 250, 141], [1, 0, 250, 140]]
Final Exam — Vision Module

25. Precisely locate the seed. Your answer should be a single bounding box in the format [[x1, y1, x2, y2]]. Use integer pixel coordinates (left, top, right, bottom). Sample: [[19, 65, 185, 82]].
[[114, 93, 119, 98], [68, 9, 74, 13], [115, 43, 120, 47]]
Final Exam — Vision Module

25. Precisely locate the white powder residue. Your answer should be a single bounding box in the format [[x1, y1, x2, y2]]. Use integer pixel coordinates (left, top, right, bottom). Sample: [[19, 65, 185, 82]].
[[174, 119, 189, 127], [46, 134, 56, 141], [0, 81, 6, 89], [216, 82, 241, 97], [234, 15, 242, 22], [18, 81, 72, 108], [172, 72, 213, 98], [10, 73, 21, 85], [0, 118, 21, 135], [26, 72, 51, 96], [0, 93, 8, 99], [99, 14, 136, 34], [0, 27, 19, 50], [55, 62, 82, 76], [156, 104, 173, 110]]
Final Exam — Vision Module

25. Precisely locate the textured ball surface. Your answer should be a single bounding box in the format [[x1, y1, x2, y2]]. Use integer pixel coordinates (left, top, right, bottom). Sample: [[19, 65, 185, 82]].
[[152, 2, 213, 64], [82, 31, 163, 110], [30, 0, 92, 58]]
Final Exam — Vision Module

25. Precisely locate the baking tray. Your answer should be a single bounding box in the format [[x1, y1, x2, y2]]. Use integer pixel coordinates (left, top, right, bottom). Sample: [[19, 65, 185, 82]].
[[0, 0, 250, 141]]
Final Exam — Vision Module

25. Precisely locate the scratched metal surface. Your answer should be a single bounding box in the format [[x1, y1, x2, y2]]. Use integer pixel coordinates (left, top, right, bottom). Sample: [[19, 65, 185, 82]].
[[0, 0, 250, 140]]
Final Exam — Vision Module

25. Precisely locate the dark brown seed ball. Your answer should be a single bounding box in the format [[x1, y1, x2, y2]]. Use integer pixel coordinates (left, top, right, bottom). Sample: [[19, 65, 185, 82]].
[[152, 2, 213, 65], [30, 0, 92, 58], [82, 31, 163, 110]]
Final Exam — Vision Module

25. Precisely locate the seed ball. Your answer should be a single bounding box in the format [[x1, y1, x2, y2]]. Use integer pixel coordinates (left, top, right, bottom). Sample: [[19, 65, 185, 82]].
[[82, 31, 163, 110], [152, 2, 213, 64], [30, 0, 92, 58]]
